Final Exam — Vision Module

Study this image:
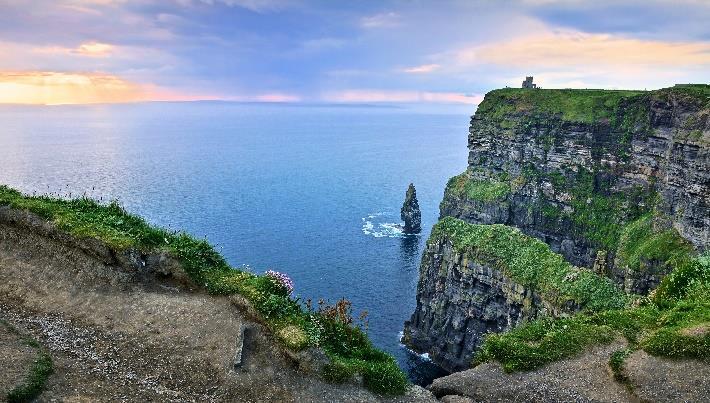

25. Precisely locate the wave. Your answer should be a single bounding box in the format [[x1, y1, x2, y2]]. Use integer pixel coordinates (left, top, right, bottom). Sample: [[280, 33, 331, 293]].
[[397, 331, 432, 362], [361, 211, 405, 238]]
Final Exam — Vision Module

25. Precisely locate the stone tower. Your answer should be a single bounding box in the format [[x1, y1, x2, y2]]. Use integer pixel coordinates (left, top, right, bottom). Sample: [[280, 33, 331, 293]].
[[522, 76, 536, 88]]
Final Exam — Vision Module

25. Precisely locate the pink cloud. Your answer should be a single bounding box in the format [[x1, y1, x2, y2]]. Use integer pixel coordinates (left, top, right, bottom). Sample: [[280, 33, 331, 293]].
[[402, 64, 441, 74], [325, 90, 483, 104], [252, 93, 301, 102]]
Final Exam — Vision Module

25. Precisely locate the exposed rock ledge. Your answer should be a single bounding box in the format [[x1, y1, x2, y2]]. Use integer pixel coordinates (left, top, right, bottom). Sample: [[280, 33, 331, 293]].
[[0, 206, 434, 402], [428, 341, 710, 403]]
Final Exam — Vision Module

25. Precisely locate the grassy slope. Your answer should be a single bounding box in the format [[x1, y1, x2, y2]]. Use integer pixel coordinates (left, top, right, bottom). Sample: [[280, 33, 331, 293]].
[[0, 185, 407, 395], [475, 85, 709, 124]]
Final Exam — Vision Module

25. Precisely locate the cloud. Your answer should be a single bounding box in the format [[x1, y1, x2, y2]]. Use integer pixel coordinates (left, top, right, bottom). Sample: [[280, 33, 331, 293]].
[[178, 0, 295, 12], [75, 41, 114, 56], [252, 92, 300, 102], [0, 71, 215, 104], [436, 29, 710, 89], [32, 42, 114, 57], [458, 30, 710, 68], [402, 63, 440, 74], [360, 12, 400, 28], [324, 89, 483, 104]]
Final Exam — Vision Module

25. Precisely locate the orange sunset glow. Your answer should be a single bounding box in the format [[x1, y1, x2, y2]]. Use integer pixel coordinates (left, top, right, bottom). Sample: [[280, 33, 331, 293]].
[[0, 72, 213, 105]]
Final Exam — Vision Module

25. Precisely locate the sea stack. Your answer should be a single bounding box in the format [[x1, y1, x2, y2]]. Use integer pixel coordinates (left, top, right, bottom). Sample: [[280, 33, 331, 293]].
[[401, 183, 421, 234]]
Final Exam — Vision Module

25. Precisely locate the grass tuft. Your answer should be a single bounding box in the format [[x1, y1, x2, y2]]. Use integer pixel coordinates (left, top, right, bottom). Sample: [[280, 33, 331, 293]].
[[7, 351, 53, 403]]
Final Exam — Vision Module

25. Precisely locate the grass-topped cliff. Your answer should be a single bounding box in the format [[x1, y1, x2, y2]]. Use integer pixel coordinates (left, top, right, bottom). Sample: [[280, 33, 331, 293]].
[[476, 84, 709, 124], [474, 251, 709, 372], [414, 84, 709, 378], [431, 217, 627, 312], [425, 217, 709, 371], [0, 185, 408, 396]]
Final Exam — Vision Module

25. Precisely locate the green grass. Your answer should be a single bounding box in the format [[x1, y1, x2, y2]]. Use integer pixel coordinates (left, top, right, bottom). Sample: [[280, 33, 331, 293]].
[[474, 253, 709, 372], [445, 171, 511, 202], [0, 185, 408, 395], [475, 85, 709, 125], [7, 351, 53, 403], [476, 88, 645, 124], [432, 217, 628, 312], [1, 321, 54, 403], [616, 214, 694, 273], [609, 348, 632, 382]]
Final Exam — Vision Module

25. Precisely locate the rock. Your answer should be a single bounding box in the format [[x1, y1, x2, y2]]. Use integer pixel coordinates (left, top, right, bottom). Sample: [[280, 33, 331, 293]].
[[403, 237, 563, 372], [440, 395, 475, 403], [427, 341, 631, 402], [401, 183, 422, 234], [624, 349, 710, 402], [440, 86, 708, 276]]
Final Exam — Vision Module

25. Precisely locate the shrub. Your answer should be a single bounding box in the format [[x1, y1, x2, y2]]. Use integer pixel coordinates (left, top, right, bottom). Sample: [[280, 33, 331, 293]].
[[322, 360, 356, 383], [653, 253, 710, 306], [362, 358, 409, 396], [474, 317, 616, 372], [265, 270, 294, 296], [617, 214, 694, 273], [277, 325, 309, 351], [609, 348, 631, 381]]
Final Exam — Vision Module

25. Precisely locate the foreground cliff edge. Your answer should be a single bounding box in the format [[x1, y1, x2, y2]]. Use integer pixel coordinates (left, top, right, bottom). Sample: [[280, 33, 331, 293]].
[[405, 84, 709, 401], [0, 186, 440, 402]]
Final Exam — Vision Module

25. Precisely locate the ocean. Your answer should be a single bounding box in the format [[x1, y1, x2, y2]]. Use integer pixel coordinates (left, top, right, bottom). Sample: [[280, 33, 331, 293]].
[[0, 101, 471, 384]]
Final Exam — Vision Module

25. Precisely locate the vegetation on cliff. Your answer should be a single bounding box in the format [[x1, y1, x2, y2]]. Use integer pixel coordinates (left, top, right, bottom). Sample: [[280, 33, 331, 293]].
[[476, 85, 708, 125], [475, 88, 645, 124], [0, 185, 407, 395], [431, 216, 627, 312], [429, 83, 709, 377], [616, 214, 694, 273], [474, 252, 708, 372], [444, 171, 511, 202]]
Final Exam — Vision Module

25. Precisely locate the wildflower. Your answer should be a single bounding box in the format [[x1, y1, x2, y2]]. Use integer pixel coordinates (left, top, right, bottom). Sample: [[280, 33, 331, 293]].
[[265, 270, 294, 295]]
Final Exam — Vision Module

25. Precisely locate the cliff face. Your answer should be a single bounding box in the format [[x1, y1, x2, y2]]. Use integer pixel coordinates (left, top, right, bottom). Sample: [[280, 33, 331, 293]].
[[440, 85, 708, 291], [404, 238, 552, 372], [406, 85, 709, 372]]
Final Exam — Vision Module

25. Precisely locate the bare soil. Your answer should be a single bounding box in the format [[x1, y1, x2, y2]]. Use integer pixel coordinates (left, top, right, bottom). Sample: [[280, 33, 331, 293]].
[[428, 341, 634, 403]]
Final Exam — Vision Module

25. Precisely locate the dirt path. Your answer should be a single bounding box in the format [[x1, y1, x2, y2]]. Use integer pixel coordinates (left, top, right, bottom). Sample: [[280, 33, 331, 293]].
[[0, 208, 435, 402]]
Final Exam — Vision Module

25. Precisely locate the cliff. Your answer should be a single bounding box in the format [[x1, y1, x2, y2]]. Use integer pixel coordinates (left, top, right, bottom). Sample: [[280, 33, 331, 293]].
[[405, 85, 709, 375], [440, 85, 708, 292]]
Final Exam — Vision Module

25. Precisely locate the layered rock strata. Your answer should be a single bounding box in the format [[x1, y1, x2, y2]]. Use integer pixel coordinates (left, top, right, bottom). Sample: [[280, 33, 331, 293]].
[[406, 85, 709, 372]]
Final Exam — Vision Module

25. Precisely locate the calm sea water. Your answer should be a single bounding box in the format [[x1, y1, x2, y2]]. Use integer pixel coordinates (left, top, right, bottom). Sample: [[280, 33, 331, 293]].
[[0, 102, 470, 384]]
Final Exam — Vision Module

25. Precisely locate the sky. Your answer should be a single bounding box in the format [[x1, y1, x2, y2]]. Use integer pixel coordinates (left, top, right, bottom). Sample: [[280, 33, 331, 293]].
[[0, 0, 708, 105]]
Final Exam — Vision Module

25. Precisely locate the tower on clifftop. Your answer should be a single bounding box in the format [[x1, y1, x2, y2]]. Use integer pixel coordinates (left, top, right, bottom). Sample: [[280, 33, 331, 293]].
[[522, 76, 537, 89]]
